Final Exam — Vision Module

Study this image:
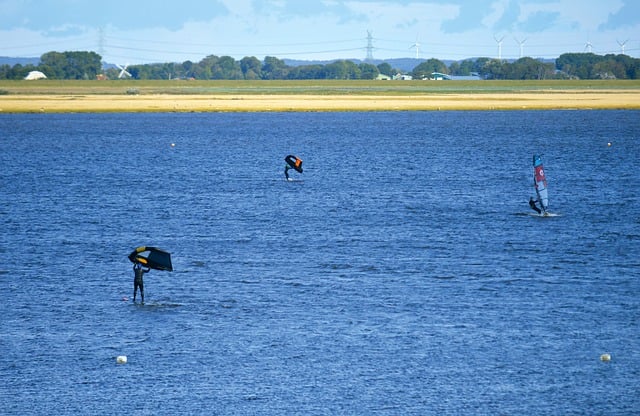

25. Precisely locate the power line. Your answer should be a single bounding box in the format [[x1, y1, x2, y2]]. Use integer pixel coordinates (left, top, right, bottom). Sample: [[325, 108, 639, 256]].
[[105, 34, 363, 49], [3, 31, 638, 62]]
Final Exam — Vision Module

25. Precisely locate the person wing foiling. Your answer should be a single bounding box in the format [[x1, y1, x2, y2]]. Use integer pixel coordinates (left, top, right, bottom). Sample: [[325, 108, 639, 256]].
[[284, 155, 303, 180], [132, 262, 150, 303], [127, 246, 173, 304]]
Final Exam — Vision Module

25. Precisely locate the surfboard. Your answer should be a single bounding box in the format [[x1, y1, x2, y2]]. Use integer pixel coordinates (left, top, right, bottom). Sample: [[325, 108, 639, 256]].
[[527, 212, 560, 218]]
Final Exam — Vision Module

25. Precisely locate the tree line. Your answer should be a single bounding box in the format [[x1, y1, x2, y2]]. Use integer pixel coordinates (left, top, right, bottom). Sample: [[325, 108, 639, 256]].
[[1, 50, 638, 81]]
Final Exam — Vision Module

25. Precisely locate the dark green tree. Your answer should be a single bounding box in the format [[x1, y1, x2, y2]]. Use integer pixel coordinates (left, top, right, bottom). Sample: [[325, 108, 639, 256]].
[[449, 59, 478, 76], [5, 63, 38, 79], [193, 55, 218, 79], [127, 65, 141, 79], [473, 58, 491, 75], [448, 61, 461, 75], [322, 60, 361, 79], [211, 56, 242, 80], [39, 52, 66, 78], [508, 57, 555, 80], [240, 56, 262, 80], [480, 59, 508, 79], [287, 64, 324, 79], [182, 60, 195, 78], [40, 51, 101, 79], [556, 53, 602, 79], [162, 62, 184, 79], [377, 62, 394, 76], [358, 62, 379, 79], [411, 58, 447, 79], [262, 56, 289, 79], [0, 64, 10, 79]]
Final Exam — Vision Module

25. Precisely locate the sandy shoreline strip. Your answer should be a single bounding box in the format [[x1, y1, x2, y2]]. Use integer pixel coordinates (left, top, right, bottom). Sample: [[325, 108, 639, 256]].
[[1, 92, 639, 112]]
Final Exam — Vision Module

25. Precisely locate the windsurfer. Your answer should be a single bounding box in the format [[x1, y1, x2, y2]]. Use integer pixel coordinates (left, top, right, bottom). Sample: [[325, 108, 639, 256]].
[[529, 197, 541, 214], [133, 262, 150, 304]]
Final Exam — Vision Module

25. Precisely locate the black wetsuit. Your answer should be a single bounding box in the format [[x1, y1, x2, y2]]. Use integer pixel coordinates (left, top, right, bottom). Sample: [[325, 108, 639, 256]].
[[529, 198, 541, 214], [284, 165, 290, 180], [133, 263, 149, 303]]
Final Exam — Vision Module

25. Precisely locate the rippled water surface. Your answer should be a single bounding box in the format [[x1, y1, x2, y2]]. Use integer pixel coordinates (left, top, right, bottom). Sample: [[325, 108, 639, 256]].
[[1, 111, 639, 415]]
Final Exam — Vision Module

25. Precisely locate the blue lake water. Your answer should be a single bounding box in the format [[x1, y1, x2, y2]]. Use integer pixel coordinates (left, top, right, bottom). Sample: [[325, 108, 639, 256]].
[[1, 110, 639, 415]]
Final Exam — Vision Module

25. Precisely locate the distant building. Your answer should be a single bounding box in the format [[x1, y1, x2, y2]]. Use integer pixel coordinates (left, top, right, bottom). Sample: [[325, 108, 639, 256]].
[[393, 73, 413, 80], [450, 72, 482, 81], [376, 74, 391, 80], [426, 72, 482, 81], [24, 71, 47, 80], [430, 72, 452, 80]]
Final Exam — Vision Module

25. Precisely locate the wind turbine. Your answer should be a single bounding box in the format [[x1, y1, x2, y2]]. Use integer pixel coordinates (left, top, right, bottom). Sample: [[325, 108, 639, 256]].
[[515, 37, 527, 58], [617, 39, 629, 55], [117, 63, 131, 78], [410, 35, 421, 59], [494, 35, 505, 60], [584, 40, 593, 53]]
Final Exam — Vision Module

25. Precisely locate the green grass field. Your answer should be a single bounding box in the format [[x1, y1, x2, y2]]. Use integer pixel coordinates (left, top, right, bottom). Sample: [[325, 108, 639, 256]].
[[2, 79, 640, 96]]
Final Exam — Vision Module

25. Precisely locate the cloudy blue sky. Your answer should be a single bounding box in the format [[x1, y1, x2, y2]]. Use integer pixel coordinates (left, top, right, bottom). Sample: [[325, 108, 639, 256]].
[[1, 0, 638, 64]]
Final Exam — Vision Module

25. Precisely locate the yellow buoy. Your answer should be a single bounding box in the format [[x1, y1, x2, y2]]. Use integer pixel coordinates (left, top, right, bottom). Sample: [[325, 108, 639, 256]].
[[116, 355, 128, 364], [600, 353, 611, 362]]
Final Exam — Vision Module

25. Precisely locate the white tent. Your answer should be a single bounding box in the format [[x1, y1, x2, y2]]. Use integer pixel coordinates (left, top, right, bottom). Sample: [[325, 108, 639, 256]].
[[24, 71, 47, 80]]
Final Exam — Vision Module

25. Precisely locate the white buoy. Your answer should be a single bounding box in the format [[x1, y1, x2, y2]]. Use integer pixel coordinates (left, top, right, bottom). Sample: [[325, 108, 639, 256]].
[[607, 142, 612, 147], [116, 355, 128, 364], [600, 353, 611, 362], [170, 143, 176, 148]]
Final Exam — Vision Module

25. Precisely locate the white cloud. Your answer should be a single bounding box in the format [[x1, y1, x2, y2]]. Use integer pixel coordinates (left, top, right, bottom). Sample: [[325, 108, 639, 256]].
[[521, 0, 625, 31], [482, 0, 510, 29]]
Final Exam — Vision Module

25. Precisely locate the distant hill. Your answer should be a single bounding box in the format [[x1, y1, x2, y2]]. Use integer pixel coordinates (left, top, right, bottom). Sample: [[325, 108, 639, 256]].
[[0, 56, 40, 66]]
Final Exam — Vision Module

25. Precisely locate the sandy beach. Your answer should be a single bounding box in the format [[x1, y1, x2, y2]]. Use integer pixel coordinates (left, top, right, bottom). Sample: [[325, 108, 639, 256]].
[[1, 90, 639, 113]]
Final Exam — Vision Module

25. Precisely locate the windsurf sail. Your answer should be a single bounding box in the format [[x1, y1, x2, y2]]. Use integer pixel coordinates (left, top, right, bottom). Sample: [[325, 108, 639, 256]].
[[284, 155, 303, 173], [532, 155, 549, 213], [128, 246, 173, 271]]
